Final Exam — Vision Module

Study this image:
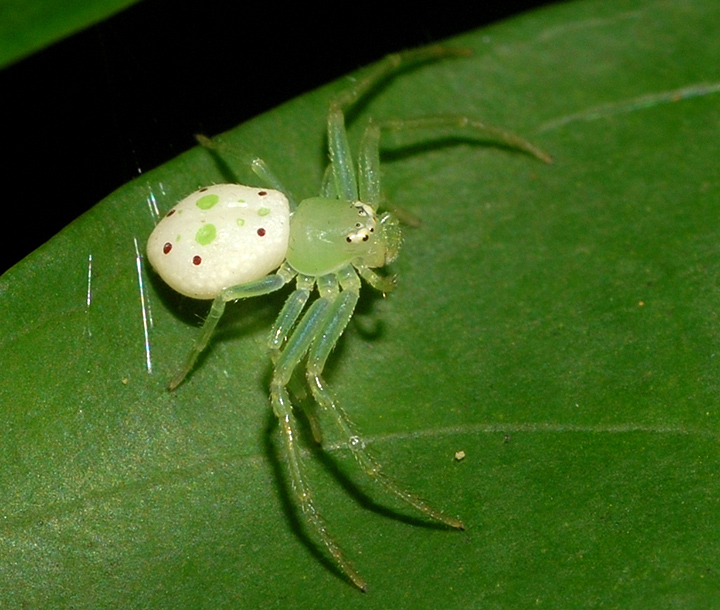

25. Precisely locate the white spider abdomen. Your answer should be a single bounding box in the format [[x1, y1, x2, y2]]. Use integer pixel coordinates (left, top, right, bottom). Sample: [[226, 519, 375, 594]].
[[147, 184, 290, 299]]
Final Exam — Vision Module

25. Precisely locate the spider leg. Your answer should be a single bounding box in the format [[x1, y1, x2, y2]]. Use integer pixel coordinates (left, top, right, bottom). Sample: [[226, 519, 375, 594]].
[[355, 116, 423, 229], [195, 134, 298, 210], [269, 274, 326, 443], [354, 262, 397, 294], [319, 165, 335, 198], [355, 113, 551, 215], [330, 44, 470, 115], [328, 43, 550, 213], [269, 274, 314, 350], [327, 104, 358, 201], [357, 117, 381, 207], [169, 264, 295, 390], [272, 390, 367, 591], [377, 115, 553, 164], [270, 275, 367, 590], [326, 44, 470, 205], [306, 266, 465, 530]]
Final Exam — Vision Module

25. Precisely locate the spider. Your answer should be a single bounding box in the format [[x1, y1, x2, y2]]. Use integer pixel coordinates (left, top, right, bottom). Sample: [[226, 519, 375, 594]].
[[146, 44, 550, 591]]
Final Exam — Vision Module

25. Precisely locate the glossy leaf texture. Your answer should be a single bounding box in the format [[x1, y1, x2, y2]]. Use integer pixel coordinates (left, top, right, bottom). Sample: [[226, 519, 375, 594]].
[[0, 0, 140, 67], [2, 0, 720, 607]]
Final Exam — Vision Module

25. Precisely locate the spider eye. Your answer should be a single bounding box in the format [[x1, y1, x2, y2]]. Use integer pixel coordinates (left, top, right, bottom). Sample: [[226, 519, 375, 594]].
[[346, 228, 373, 244], [354, 202, 375, 218]]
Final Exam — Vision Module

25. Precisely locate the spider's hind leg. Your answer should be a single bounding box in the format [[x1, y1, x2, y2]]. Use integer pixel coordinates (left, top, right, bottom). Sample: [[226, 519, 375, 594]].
[[169, 270, 292, 390], [194, 134, 298, 210]]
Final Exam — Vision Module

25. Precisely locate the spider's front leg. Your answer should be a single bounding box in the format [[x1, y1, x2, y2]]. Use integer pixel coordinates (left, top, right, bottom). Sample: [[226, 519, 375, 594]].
[[306, 267, 465, 530], [269, 274, 367, 590], [268, 274, 324, 444]]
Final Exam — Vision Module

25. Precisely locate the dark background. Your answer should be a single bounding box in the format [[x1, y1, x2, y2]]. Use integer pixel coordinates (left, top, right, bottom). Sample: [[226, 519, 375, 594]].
[[1, 1, 558, 275]]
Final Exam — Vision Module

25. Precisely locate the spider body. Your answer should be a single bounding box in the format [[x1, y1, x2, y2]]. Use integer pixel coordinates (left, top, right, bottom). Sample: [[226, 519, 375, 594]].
[[286, 199, 399, 276], [147, 44, 550, 591], [147, 184, 290, 299]]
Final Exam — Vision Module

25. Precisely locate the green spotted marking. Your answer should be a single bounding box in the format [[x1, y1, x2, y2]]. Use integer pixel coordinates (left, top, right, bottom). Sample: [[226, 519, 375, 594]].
[[236, 217, 246, 227], [258, 207, 271, 217], [195, 224, 217, 245], [196, 194, 220, 210]]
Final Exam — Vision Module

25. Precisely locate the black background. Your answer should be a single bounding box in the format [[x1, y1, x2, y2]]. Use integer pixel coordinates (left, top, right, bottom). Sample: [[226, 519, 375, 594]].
[[2, 1, 558, 275]]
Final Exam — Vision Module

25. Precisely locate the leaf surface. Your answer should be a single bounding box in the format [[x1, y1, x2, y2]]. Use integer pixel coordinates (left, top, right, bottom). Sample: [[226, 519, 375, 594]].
[[0, 0, 140, 67], [1, 0, 719, 607]]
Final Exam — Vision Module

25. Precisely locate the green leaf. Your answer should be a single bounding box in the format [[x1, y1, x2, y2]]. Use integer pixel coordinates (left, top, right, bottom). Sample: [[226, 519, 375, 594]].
[[2, 0, 720, 607], [0, 0, 141, 68]]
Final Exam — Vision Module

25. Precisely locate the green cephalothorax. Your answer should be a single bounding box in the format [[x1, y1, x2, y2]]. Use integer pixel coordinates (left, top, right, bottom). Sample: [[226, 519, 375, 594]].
[[146, 43, 551, 591], [287, 198, 387, 275]]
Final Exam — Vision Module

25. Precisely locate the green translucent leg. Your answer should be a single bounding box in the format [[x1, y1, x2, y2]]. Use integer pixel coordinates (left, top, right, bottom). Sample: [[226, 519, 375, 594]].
[[357, 119, 381, 207], [326, 44, 472, 208], [269, 276, 367, 590], [319, 165, 336, 198], [356, 115, 551, 209], [327, 106, 358, 202], [358, 119, 423, 225], [355, 262, 397, 294], [269, 274, 315, 350], [330, 44, 471, 114], [325, 42, 550, 219], [268, 274, 325, 442], [272, 276, 338, 386], [305, 267, 465, 531], [355, 112, 551, 227], [169, 265, 295, 390], [272, 395, 367, 591], [194, 134, 298, 210], [377, 115, 553, 164]]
